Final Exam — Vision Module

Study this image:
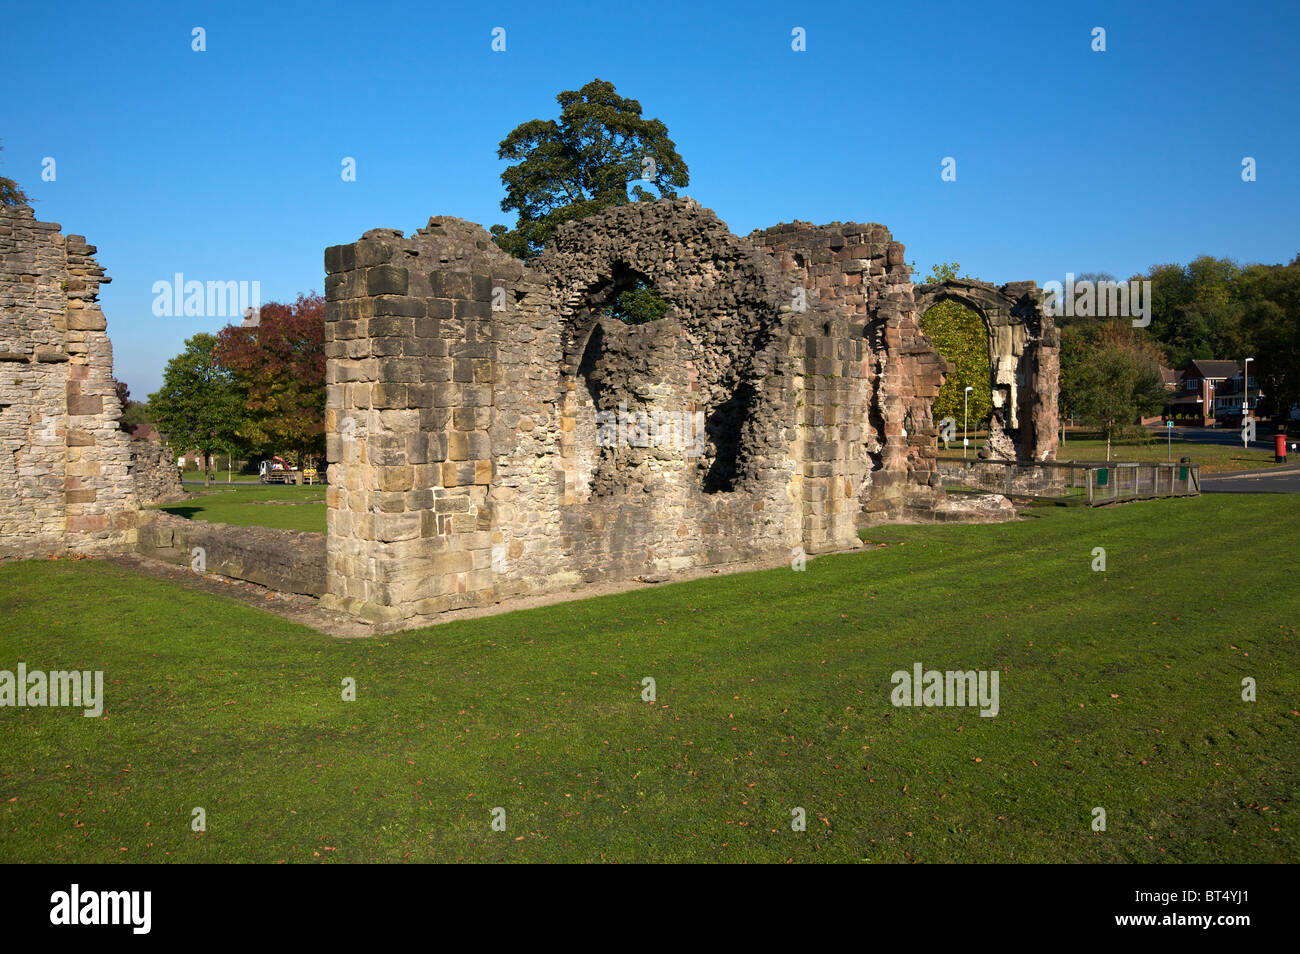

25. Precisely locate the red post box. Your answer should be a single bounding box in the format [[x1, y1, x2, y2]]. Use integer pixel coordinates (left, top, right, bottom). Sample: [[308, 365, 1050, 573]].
[[1276, 433, 1288, 463]]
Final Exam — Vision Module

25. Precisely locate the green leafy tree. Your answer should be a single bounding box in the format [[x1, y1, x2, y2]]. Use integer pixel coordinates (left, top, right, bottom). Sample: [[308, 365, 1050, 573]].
[[1240, 254, 1300, 420], [1051, 272, 1117, 329], [119, 401, 153, 435], [491, 78, 689, 261], [921, 302, 992, 430], [113, 378, 153, 435], [914, 264, 991, 435], [0, 142, 27, 207], [148, 334, 247, 471], [605, 280, 671, 325], [914, 261, 964, 283], [1060, 321, 1167, 458], [1147, 256, 1248, 367]]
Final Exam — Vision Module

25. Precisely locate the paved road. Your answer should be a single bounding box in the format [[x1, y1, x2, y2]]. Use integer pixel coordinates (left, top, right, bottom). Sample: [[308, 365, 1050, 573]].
[[1200, 466, 1300, 494], [1144, 423, 1296, 453], [1135, 424, 1300, 492]]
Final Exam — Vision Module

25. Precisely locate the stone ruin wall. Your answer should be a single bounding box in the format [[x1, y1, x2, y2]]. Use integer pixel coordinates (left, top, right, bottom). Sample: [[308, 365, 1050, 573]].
[[130, 438, 185, 505], [749, 222, 949, 525], [322, 199, 958, 625], [0, 202, 138, 560], [912, 279, 1059, 463], [0, 197, 1058, 617]]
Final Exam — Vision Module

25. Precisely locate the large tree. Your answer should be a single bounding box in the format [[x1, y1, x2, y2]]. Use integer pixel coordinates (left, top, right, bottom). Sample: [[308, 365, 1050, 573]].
[[1147, 256, 1249, 367], [213, 293, 326, 466], [1240, 254, 1300, 420], [1060, 321, 1167, 457], [148, 334, 247, 467], [491, 78, 689, 261]]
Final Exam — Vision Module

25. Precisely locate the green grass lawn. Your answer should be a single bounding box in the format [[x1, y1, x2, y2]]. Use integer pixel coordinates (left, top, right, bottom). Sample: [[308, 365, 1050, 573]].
[[1057, 438, 1280, 472], [164, 438, 1280, 540], [180, 468, 243, 483], [1, 495, 1295, 862], [154, 485, 327, 533], [940, 436, 1280, 473]]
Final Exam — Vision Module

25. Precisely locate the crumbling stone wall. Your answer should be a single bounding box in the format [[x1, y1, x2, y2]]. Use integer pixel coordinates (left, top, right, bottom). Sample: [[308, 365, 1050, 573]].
[[130, 439, 185, 505], [750, 222, 949, 525], [322, 199, 962, 625], [0, 202, 137, 559], [912, 279, 1059, 462]]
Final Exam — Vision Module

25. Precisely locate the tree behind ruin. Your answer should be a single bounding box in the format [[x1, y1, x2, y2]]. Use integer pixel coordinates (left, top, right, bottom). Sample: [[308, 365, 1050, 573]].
[[490, 78, 689, 261]]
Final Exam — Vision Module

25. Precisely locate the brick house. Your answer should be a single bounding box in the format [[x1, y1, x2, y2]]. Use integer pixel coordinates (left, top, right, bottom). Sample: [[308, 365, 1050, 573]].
[[1165, 360, 1262, 425]]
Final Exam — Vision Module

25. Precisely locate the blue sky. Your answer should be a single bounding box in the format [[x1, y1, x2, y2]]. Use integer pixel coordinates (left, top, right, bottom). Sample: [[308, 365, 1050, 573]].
[[3, 0, 1297, 394]]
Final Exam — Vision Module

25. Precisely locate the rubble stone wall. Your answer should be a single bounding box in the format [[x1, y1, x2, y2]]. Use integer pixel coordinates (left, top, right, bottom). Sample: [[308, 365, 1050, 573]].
[[130, 439, 185, 505], [0, 202, 137, 560]]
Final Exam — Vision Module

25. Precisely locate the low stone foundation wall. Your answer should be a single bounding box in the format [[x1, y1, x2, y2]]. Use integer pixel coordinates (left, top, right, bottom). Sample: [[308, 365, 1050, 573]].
[[905, 491, 1018, 523], [136, 511, 326, 596], [938, 460, 1072, 496]]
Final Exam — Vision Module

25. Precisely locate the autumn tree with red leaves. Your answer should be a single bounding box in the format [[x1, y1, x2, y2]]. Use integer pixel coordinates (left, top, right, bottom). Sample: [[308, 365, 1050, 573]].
[[214, 293, 326, 467]]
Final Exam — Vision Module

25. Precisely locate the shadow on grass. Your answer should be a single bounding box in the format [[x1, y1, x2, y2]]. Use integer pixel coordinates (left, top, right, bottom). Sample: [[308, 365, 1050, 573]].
[[158, 506, 202, 519]]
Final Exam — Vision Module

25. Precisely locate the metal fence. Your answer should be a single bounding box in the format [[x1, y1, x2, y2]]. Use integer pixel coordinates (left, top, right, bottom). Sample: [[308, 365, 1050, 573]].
[[938, 459, 1200, 506]]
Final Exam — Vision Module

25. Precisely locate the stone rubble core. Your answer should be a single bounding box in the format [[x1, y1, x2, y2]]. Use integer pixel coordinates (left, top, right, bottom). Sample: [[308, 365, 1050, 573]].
[[129, 439, 185, 505], [0, 202, 141, 558], [321, 199, 1059, 626]]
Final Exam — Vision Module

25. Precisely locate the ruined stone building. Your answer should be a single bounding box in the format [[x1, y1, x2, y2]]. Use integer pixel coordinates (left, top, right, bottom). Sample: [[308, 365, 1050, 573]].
[[321, 199, 1058, 626], [0, 196, 1058, 630], [913, 278, 1059, 462], [0, 202, 139, 559]]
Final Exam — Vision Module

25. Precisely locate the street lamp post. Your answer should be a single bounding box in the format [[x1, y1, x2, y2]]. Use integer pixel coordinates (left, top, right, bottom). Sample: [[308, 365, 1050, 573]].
[[1242, 357, 1255, 450], [963, 386, 974, 459]]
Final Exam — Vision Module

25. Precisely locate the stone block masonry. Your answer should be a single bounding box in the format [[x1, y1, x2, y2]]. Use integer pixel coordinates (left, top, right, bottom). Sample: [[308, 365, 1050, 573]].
[[323, 199, 987, 626], [750, 221, 951, 526], [0, 202, 138, 560]]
